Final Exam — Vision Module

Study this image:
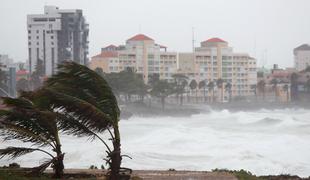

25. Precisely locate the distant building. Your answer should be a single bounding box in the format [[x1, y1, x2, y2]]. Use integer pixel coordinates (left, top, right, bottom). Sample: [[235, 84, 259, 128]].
[[90, 34, 257, 101], [178, 38, 257, 99], [27, 6, 89, 76], [294, 44, 310, 71], [90, 34, 178, 83]]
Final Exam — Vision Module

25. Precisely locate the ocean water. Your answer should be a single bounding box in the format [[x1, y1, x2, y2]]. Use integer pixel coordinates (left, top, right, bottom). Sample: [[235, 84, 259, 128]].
[[1, 108, 310, 177]]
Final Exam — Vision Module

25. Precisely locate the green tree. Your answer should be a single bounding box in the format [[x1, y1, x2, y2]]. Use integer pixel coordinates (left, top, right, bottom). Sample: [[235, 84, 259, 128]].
[[150, 80, 175, 110], [225, 82, 232, 102], [189, 79, 198, 103], [207, 81, 215, 103], [198, 80, 207, 103], [0, 96, 64, 178], [251, 84, 257, 101], [41, 62, 127, 179], [172, 74, 188, 105], [216, 78, 224, 103]]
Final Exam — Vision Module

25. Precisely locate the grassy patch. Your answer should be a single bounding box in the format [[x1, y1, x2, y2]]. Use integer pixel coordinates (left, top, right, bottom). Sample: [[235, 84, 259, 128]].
[[212, 168, 265, 180]]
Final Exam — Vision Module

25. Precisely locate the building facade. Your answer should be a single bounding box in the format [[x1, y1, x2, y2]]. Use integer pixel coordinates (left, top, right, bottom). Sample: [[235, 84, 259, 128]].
[[90, 35, 257, 100], [90, 34, 178, 83], [27, 6, 89, 76], [178, 38, 257, 99], [294, 44, 310, 71]]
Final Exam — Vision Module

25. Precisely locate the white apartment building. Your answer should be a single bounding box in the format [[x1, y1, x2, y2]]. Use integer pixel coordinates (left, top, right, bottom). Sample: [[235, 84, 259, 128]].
[[27, 6, 89, 76], [294, 44, 310, 71]]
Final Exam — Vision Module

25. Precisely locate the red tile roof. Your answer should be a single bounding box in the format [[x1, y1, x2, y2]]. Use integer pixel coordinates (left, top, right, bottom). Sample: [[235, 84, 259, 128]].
[[92, 51, 118, 58], [127, 34, 154, 41], [104, 44, 118, 49], [203, 38, 227, 43], [16, 70, 28, 76]]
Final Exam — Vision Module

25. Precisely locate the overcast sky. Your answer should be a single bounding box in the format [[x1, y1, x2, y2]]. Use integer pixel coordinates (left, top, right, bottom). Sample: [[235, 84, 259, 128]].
[[1, 0, 309, 68]]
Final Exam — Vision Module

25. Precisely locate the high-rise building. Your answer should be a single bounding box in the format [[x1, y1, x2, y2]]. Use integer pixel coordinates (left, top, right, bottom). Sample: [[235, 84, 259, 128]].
[[27, 6, 89, 76], [294, 44, 310, 71]]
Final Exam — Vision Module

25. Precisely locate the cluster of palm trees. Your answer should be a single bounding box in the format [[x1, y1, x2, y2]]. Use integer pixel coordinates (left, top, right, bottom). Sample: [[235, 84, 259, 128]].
[[0, 62, 128, 179]]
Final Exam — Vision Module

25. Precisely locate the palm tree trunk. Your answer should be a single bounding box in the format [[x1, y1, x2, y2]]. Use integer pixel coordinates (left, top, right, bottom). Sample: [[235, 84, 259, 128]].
[[195, 89, 198, 103], [203, 87, 206, 103], [52, 145, 64, 179], [180, 93, 183, 106], [109, 124, 122, 180]]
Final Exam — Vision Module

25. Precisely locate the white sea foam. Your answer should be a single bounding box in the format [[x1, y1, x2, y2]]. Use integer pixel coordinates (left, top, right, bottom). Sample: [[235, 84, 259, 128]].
[[1, 108, 310, 177]]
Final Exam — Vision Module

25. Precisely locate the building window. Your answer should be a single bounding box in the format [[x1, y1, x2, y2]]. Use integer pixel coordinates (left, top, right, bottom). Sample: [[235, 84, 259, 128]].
[[51, 36, 54, 39], [28, 30, 31, 34], [36, 30, 39, 33], [28, 36, 31, 40], [36, 36, 39, 39], [51, 42, 54, 45], [36, 42, 39, 45]]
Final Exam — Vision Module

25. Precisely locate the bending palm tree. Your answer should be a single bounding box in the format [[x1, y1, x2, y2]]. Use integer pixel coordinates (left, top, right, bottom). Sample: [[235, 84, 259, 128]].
[[0, 96, 64, 178], [41, 62, 126, 179], [216, 78, 224, 103], [225, 82, 232, 102]]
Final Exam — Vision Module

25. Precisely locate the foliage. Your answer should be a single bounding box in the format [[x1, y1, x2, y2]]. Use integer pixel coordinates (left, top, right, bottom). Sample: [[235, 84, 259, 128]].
[[150, 80, 175, 110], [0, 95, 64, 178], [41, 62, 127, 179]]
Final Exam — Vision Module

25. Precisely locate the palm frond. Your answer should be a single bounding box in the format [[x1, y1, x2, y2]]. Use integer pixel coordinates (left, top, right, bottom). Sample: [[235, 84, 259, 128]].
[[45, 62, 120, 124], [34, 88, 113, 132], [0, 147, 39, 159]]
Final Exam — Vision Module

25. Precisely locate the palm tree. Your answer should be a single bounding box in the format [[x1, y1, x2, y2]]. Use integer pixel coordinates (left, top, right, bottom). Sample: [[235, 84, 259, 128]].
[[283, 84, 290, 102], [41, 62, 127, 179], [216, 78, 224, 103], [270, 78, 279, 101], [198, 80, 207, 103], [225, 82, 232, 102], [0, 96, 64, 178], [207, 81, 215, 103], [251, 84, 257, 101], [189, 79, 198, 103], [257, 80, 266, 100], [172, 74, 188, 105], [150, 80, 175, 110]]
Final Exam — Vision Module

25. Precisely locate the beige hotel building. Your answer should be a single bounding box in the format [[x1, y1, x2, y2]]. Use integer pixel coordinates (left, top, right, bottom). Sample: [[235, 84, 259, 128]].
[[90, 34, 257, 100]]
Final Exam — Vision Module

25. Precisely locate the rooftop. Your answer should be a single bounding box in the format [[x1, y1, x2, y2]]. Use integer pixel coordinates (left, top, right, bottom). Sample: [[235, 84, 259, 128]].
[[203, 37, 227, 43], [92, 51, 118, 58], [127, 34, 154, 41]]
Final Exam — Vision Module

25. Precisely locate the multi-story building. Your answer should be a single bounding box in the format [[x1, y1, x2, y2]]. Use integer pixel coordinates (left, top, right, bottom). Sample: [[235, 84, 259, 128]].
[[294, 44, 310, 71], [178, 38, 257, 100], [90, 35, 257, 100], [27, 6, 89, 76], [90, 34, 178, 83]]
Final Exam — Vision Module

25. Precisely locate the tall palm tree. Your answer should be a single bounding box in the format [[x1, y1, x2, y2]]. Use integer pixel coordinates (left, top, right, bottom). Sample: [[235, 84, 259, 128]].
[[172, 74, 188, 105], [270, 78, 279, 101], [198, 80, 207, 103], [41, 62, 126, 179], [257, 80, 266, 100], [216, 78, 224, 103], [251, 84, 257, 101], [189, 79, 198, 103], [283, 84, 290, 102], [207, 81, 215, 103], [225, 82, 232, 102], [0, 96, 64, 178]]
